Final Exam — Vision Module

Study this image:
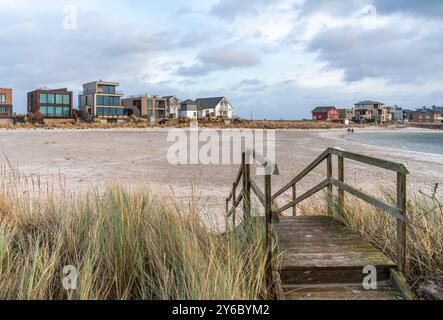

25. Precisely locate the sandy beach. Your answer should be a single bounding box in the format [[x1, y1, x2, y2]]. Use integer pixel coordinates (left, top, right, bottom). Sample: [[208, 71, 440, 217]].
[[1, 127, 442, 220]]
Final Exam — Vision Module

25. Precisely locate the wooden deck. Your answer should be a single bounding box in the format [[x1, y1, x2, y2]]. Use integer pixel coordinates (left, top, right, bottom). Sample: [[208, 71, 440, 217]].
[[274, 216, 403, 300]]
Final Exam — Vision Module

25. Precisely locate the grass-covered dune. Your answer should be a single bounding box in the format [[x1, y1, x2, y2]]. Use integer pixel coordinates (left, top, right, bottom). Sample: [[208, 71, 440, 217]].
[[0, 185, 271, 300], [0, 165, 441, 300]]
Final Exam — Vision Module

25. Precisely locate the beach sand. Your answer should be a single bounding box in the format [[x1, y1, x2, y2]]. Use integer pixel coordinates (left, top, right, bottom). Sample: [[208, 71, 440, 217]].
[[1, 127, 442, 222]]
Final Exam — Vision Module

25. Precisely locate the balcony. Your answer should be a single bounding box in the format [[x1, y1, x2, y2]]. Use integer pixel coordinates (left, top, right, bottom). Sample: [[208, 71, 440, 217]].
[[79, 90, 124, 96]]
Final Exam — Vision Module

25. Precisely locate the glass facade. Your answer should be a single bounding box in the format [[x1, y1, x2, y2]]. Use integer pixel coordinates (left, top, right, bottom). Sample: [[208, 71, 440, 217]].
[[96, 107, 124, 116], [0, 106, 11, 115], [96, 95, 121, 106], [99, 85, 116, 94], [37, 92, 71, 117], [39, 93, 70, 105], [39, 106, 71, 117]]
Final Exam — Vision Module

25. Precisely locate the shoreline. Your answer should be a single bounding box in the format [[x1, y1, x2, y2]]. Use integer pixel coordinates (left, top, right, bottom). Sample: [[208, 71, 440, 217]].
[[1, 126, 442, 219]]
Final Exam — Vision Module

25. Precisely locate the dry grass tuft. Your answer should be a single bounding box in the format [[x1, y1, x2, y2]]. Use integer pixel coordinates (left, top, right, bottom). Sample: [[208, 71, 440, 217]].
[[0, 167, 271, 300]]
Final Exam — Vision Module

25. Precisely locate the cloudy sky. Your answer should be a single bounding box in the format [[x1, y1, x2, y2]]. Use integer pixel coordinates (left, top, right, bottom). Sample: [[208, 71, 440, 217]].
[[1, 0, 442, 119]]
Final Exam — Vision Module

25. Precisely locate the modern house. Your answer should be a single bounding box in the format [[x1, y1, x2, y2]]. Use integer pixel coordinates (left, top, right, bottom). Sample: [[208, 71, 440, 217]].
[[79, 81, 124, 121], [337, 108, 355, 123], [195, 97, 234, 119], [27, 88, 73, 118], [354, 101, 388, 123], [391, 106, 404, 122], [0, 88, 13, 117], [179, 100, 198, 120], [163, 96, 180, 119], [122, 94, 167, 121], [312, 106, 340, 121], [413, 106, 443, 124], [403, 109, 414, 123]]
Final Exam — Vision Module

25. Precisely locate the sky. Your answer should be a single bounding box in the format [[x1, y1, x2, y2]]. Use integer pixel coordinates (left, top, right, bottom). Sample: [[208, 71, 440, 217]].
[[1, 0, 443, 119]]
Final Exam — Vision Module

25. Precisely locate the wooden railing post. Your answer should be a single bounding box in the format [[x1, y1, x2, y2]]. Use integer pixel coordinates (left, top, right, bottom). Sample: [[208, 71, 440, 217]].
[[264, 173, 273, 294], [327, 153, 333, 215], [338, 156, 344, 212], [242, 152, 251, 219], [225, 198, 229, 229], [232, 183, 236, 227], [292, 183, 297, 216], [397, 172, 407, 273]]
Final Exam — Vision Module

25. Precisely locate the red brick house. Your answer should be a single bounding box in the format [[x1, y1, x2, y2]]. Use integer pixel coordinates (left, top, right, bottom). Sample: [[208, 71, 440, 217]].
[[312, 106, 340, 121], [412, 107, 443, 124]]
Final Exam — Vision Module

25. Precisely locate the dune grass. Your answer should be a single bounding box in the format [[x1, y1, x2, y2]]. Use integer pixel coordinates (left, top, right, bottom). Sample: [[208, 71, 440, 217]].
[[0, 183, 272, 300]]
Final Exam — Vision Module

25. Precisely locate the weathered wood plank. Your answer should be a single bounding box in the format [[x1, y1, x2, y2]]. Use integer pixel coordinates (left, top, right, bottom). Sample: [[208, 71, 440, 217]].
[[390, 270, 415, 300], [281, 252, 395, 269], [329, 178, 406, 221], [271, 149, 330, 200], [329, 148, 409, 174], [284, 283, 402, 300], [274, 179, 330, 215], [396, 172, 407, 273], [281, 266, 393, 285]]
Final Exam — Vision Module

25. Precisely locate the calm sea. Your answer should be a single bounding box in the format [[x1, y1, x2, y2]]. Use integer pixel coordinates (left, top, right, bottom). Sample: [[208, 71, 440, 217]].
[[346, 131, 443, 155]]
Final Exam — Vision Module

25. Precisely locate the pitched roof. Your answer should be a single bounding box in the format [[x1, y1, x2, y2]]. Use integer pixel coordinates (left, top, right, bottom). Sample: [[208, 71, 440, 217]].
[[312, 106, 336, 113], [195, 97, 225, 109], [416, 107, 443, 113], [163, 95, 178, 100], [180, 99, 198, 111], [181, 99, 196, 104]]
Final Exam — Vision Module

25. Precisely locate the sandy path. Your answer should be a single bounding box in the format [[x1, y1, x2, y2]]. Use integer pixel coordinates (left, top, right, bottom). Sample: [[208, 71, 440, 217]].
[[1, 127, 442, 221]]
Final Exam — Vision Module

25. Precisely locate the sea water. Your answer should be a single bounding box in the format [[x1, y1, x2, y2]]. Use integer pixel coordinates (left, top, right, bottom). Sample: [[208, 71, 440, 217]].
[[346, 131, 443, 156]]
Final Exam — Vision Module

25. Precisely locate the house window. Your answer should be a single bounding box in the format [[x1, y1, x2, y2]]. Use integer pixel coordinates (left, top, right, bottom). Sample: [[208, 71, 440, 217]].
[[47, 94, 55, 104], [39, 93, 48, 103], [39, 106, 71, 117], [0, 94, 6, 103], [97, 95, 121, 106], [96, 107, 124, 116], [63, 95, 70, 105], [55, 94, 64, 104], [99, 85, 116, 94]]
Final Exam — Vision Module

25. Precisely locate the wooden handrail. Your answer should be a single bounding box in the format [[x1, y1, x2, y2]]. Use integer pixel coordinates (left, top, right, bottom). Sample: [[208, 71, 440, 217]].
[[227, 191, 243, 218], [274, 179, 330, 215], [227, 166, 243, 202], [269, 147, 409, 274], [271, 149, 330, 201], [226, 147, 410, 290], [250, 180, 279, 215], [328, 148, 409, 174], [329, 179, 407, 221], [246, 149, 280, 175], [225, 149, 279, 298]]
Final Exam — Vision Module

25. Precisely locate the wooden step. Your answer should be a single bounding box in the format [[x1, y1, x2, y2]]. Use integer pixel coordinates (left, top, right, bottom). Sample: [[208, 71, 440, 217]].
[[275, 216, 397, 288], [283, 283, 403, 300], [281, 265, 393, 285]]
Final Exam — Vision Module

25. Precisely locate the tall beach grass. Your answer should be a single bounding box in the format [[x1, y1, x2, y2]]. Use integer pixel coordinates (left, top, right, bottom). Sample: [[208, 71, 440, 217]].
[[0, 173, 272, 300]]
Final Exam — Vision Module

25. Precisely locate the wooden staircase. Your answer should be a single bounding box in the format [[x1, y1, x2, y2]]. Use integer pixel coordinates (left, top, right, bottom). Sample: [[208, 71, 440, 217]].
[[226, 148, 415, 300], [275, 216, 402, 300]]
